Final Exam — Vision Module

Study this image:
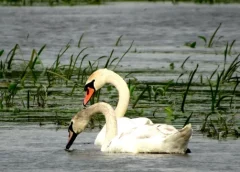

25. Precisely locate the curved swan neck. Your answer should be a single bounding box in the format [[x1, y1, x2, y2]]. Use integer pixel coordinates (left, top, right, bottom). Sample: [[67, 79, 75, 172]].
[[104, 70, 130, 118], [82, 102, 117, 148]]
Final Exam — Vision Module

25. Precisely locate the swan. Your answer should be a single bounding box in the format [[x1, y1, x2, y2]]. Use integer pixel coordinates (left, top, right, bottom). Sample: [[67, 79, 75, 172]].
[[65, 102, 192, 154], [83, 68, 153, 146]]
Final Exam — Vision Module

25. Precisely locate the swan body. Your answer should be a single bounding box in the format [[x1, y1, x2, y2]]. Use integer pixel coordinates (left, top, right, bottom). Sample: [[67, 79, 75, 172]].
[[94, 117, 153, 146], [66, 102, 192, 154], [84, 68, 153, 146]]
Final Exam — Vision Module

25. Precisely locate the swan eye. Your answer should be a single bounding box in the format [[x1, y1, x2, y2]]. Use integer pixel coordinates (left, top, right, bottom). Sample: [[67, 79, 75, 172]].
[[84, 80, 95, 91]]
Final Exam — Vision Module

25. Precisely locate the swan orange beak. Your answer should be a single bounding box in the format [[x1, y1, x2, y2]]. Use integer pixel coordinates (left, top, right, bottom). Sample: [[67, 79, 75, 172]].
[[83, 87, 95, 106]]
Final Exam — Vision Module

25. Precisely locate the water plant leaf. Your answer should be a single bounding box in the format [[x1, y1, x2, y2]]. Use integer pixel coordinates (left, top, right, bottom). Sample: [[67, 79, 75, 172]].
[[208, 69, 225, 112], [198, 36, 207, 46], [183, 112, 193, 127], [132, 84, 149, 108], [46, 70, 72, 83], [230, 79, 239, 108], [176, 73, 185, 83], [53, 43, 70, 71], [77, 54, 89, 81], [190, 42, 196, 48], [224, 42, 228, 69], [222, 53, 240, 82], [71, 47, 88, 77], [20, 49, 40, 85], [109, 57, 119, 66], [66, 54, 74, 81], [115, 35, 123, 46], [37, 44, 46, 56], [216, 95, 232, 108], [78, 33, 84, 48], [228, 40, 236, 56], [6, 44, 18, 70], [208, 23, 222, 48], [181, 64, 198, 113], [113, 40, 134, 70], [88, 61, 93, 72], [164, 106, 174, 123], [181, 56, 190, 69], [154, 87, 165, 101], [8, 82, 18, 91], [210, 65, 219, 79], [169, 62, 174, 70], [104, 49, 114, 68], [0, 50, 4, 57], [208, 78, 214, 111]]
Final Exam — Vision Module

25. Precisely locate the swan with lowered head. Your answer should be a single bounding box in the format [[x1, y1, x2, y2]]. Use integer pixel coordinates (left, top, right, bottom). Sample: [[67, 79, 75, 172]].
[[83, 68, 153, 146], [66, 102, 192, 154]]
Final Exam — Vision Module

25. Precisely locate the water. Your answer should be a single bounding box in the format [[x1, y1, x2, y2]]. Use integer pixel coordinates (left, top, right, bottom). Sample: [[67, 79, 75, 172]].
[[0, 2, 239, 120], [0, 2, 240, 72], [0, 123, 239, 172], [0, 3, 240, 171]]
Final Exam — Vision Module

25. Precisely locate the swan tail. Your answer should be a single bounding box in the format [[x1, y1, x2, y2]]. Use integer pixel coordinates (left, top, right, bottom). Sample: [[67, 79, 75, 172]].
[[179, 123, 192, 140], [164, 124, 192, 154]]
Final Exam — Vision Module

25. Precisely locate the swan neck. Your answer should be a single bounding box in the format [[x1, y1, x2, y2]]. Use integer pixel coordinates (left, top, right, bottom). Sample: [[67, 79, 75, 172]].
[[105, 71, 130, 117], [85, 102, 117, 148]]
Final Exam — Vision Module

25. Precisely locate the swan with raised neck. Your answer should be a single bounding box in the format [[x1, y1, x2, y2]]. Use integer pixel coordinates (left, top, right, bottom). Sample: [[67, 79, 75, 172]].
[[83, 68, 153, 146], [84, 68, 129, 118]]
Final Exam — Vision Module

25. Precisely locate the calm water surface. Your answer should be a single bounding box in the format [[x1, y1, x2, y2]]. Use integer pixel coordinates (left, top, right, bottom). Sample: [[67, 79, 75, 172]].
[[0, 2, 240, 74], [0, 123, 239, 172]]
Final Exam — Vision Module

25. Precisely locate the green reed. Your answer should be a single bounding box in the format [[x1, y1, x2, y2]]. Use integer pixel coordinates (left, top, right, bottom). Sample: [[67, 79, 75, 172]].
[[180, 56, 190, 69], [198, 23, 222, 48], [5, 44, 19, 70], [181, 64, 198, 113], [78, 33, 84, 48], [228, 40, 236, 56], [115, 35, 123, 46]]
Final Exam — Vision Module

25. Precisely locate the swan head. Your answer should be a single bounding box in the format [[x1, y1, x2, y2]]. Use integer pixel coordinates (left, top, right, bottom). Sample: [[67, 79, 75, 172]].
[[66, 110, 90, 150], [83, 69, 108, 105]]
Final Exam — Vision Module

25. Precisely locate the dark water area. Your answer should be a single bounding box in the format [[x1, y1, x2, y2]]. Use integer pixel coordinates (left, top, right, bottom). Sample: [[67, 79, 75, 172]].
[[0, 123, 240, 172]]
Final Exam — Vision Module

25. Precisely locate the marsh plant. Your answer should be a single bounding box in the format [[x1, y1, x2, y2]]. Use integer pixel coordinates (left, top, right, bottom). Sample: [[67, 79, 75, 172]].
[[0, 34, 239, 138]]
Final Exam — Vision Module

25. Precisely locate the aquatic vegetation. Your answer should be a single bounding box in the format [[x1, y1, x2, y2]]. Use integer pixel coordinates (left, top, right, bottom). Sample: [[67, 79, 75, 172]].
[[200, 23, 222, 48], [181, 64, 198, 113], [0, 33, 239, 139], [184, 42, 196, 48], [180, 56, 191, 69], [185, 23, 227, 49]]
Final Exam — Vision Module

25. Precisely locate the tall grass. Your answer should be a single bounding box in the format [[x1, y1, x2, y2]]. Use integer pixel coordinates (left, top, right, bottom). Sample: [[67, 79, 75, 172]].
[[181, 64, 198, 113]]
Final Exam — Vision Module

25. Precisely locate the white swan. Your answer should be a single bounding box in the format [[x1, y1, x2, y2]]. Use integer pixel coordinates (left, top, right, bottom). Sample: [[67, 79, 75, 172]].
[[66, 102, 192, 154], [83, 68, 153, 146]]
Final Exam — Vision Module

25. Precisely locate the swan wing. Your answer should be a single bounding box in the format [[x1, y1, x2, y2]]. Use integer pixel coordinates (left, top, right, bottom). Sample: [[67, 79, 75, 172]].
[[95, 117, 141, 146], [106, 124, 192, 154]]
